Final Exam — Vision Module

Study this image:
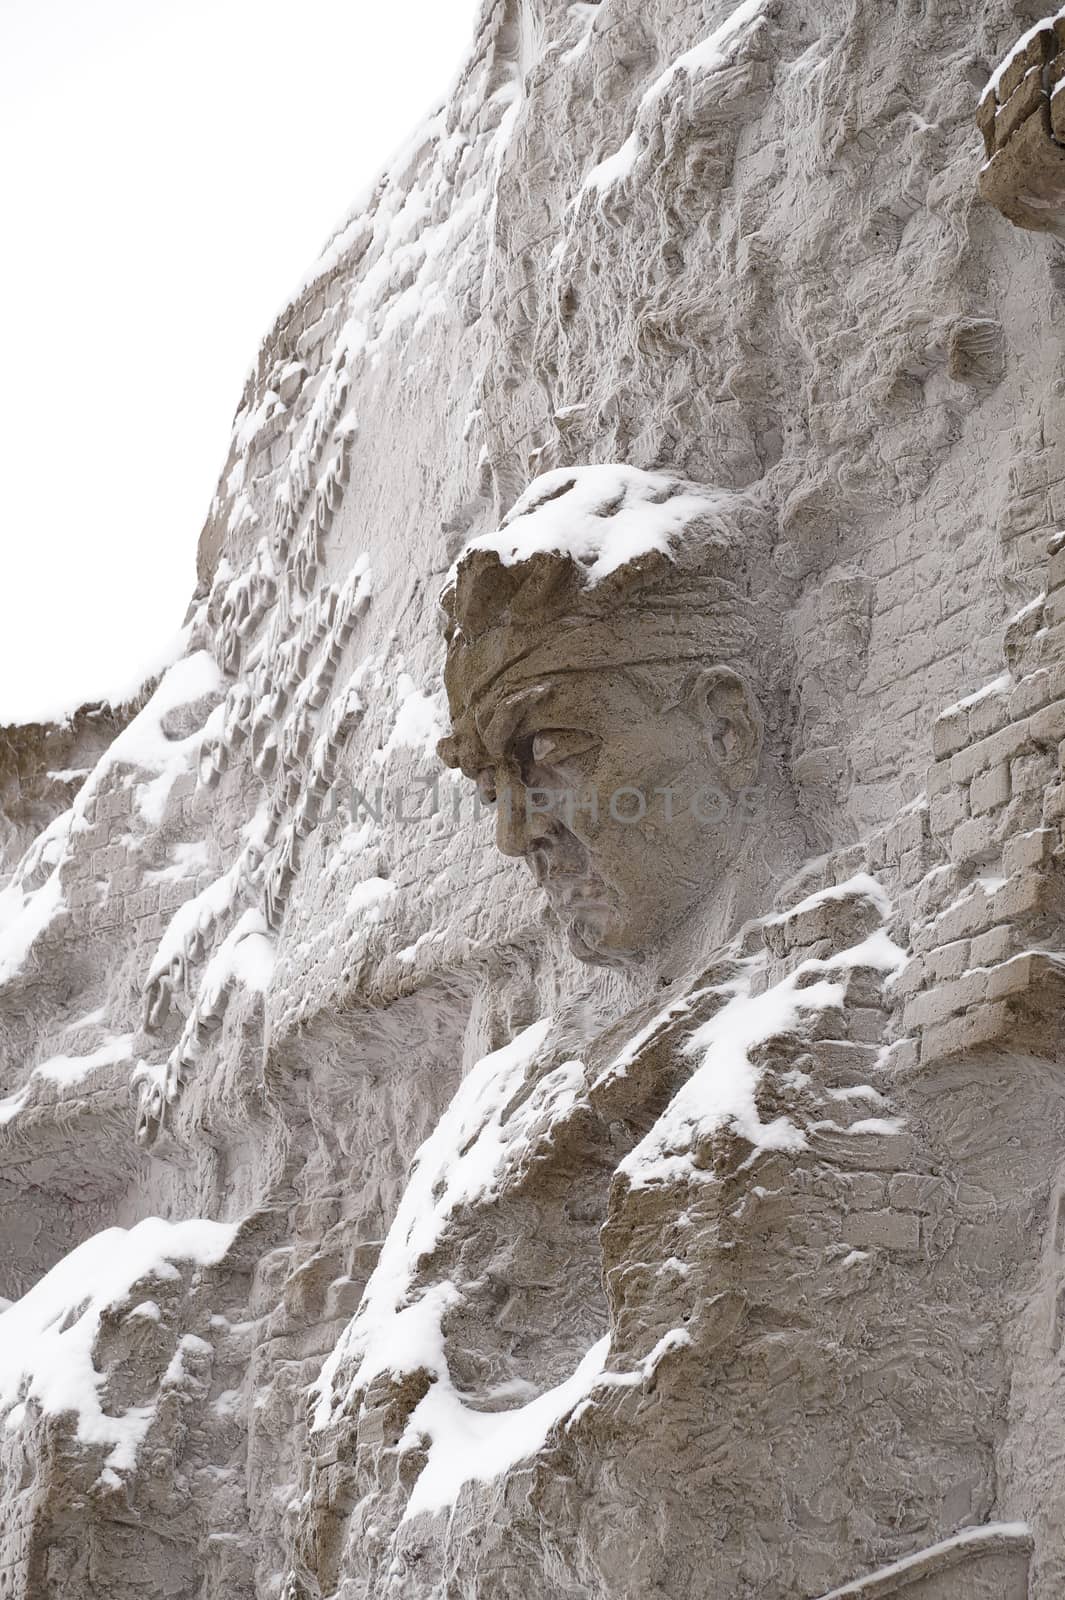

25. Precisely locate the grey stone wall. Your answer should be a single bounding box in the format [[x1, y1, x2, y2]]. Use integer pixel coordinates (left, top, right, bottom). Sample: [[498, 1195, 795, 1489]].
[[3, 1, 1065, 1595]]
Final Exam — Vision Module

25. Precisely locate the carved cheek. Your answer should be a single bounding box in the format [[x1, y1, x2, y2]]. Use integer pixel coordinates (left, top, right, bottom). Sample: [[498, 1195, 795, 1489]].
[[475, 770, 498, 807], [558, 770, 608, 842]]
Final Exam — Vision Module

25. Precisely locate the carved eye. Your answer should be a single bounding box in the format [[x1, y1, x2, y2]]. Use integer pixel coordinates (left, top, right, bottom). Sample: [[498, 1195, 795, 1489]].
[[530, 729, 599, 767]]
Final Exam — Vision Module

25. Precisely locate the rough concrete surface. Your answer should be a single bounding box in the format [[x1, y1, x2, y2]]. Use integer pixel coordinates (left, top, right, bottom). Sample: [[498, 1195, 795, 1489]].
[[3, 0, 1065, 1594]]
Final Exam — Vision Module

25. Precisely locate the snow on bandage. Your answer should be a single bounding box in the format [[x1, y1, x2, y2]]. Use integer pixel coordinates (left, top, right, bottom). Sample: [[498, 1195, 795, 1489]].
[[437, 465, 772, 779]]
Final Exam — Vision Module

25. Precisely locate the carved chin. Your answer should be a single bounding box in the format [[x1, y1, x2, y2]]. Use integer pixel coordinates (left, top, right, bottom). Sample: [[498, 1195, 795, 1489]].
[[564, 911, 637, 969]]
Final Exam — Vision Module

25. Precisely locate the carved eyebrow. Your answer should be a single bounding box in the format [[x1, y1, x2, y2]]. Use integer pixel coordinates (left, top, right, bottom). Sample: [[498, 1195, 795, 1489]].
[[476, 684, 553, 758]]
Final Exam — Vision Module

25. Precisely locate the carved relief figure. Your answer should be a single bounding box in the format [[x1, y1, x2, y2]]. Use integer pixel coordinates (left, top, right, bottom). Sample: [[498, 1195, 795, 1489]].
[[396, 462, 1056, 1599], [437, 465, 799, 967]]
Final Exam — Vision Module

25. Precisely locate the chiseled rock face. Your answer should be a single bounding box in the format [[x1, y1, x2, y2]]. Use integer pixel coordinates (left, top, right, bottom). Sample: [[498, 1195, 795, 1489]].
[[3, 1, 1065, 1595], [977, 8, 1065, 234]]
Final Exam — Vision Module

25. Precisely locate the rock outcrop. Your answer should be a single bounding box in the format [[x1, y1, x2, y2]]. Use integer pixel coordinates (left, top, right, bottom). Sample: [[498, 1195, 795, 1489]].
[[4, 1, 1065, 1595]]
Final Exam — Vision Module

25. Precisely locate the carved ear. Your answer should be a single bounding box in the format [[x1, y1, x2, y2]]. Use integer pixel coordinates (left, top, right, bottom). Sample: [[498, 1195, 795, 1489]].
[[686, 665, 763, 786]]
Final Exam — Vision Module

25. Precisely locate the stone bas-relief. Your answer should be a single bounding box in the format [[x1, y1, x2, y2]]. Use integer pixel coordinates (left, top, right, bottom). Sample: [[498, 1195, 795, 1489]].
[[437, 465, 799, 968], [5, 1, 1065, 1597]]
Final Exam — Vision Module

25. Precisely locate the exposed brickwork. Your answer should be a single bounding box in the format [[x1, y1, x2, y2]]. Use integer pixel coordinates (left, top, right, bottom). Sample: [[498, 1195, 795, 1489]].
[[899, 532, 1065, 1064], [977, 16, 1065, 234]]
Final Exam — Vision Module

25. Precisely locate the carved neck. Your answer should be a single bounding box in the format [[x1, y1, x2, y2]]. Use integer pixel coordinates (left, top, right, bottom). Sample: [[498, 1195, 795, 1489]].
[[613, 783, 801, 1001]]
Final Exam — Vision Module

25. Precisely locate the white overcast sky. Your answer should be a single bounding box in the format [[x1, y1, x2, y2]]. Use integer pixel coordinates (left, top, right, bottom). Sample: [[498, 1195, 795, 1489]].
[[0, 0, 479, 724]]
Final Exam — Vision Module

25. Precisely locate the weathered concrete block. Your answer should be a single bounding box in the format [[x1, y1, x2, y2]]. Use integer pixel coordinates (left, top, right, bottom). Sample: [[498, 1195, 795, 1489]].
[[949, 812, 997, 864], [950, 719, 1031, 785], [1029, 695, 1065, 747], [1000, 30, 1054, 103], [898, 844, 932, 888], [914, 889, 995, 952], [170, 770, 199, 804], [995, 69, 1046, 152], [76, 821, 108, 853], [969, 689, 1012, 742], [93, 842, 129, 878], [920, 1001, 1011, 1063], [1053, 78, 1065, 143], [844, 1173, 888, 1210], [986, 951, 1062, 1001], [932, 706, 969, 760], [904, 977, 970, 1031], [124, 886, 160, 920], [1011, 750, 1055, 801], [884, 807, 928, 858], [1034, 619, 1065, 667], [763, 884, 885, 960], [991, 868, 1054, 923], [880, 1036, 919, 1074], [1002, 827, 1057, 876], [108, 864, 139, 895], [891, 956, 925, 1001], [925, 938, 970, 982], [978, 81, 1061, 228], [929, 786, 968, 835], [925, 758, 953, 798], [970, 762, 1010, 816], [970, 923, 1014, 966], [1009, 667, 1064, 721], [1044, 780, 1065, 821]]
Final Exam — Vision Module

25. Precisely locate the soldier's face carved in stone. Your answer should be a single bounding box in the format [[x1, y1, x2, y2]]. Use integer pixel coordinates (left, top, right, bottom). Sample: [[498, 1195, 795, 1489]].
[[458, 661, 763, 965], [438, 467, 775, 966]]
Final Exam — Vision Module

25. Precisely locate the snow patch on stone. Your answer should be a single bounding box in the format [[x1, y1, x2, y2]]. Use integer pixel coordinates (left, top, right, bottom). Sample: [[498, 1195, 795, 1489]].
[[347, 876, 396, 921], [456, 464, 726, 585], [621, 928, 906, 1190], [0, 650, 226, 987], [311, 1018, 555, 1428], [402, 1335, 611, 1518], [145, 840, 211, 885], [766, 872, 893, 926], [31, 1034, 134, 1089], [309, 1010, 696, 1517], [373, 673, 446, 765], [0, 871, 65, 989], [939, 672, 1011, 716], [0, 1218, 236, 1473], [582, 0, 769, 195], [198, 908, 274, 1003]]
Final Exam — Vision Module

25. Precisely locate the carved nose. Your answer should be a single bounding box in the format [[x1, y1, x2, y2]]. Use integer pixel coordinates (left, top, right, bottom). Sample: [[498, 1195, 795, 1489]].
[[494, 780, 559, 860]]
